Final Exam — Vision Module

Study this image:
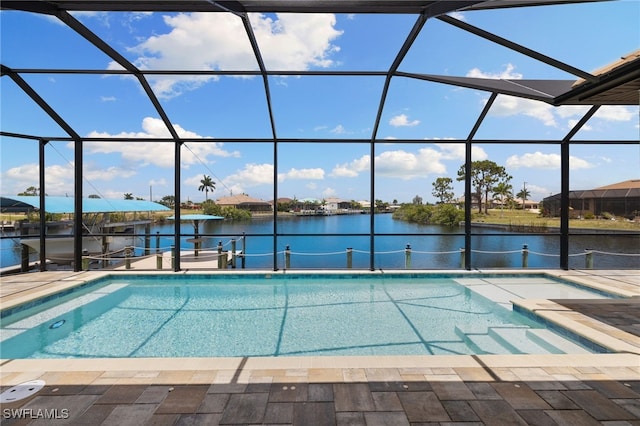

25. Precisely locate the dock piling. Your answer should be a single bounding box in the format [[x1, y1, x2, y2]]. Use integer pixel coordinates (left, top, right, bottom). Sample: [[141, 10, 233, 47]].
[[231, 239, 237, 268], [217, 241, 223, 269], [125, 246, 132, 269], [285, 245, 291, 269], [585, 249, 594, 269], [405, 244, 412, 269], [522, 244, 529, 268]]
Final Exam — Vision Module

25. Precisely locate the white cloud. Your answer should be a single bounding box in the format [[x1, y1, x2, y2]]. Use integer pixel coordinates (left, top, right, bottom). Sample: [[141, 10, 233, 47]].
[[469, 66, 637, 129], [466, 63, 522, 80], [434, 143, 488, 161], [376, 148, 446, 179], [278, 167, 325, 181], [568, 119, 592, 131], [389, 114, 420, 127], [1, 161, 139, 197], [332, 148, 447, 180], [558, 105, 635, 131], [84, 163, 137, 181], [555, 105, 591, 118], [569, 156, 596, 170], [331, 124, 347, 134], [490, 95, 557, 127], [593, 105, 636, 122], [220, 163, 274, 196], [506, 151, 594, 170], [115, 12, 342, 98], [84, 117, 240, 168], [331, 155, 370, 177], [519, 183, 549, 201], [447, 11, 466, 21], [251, 13, 342, 69], [331, 143, 490, 180], [100, 96, 116, 102], [149, 178, 167, 186], [488, 97, 635, 130], [322, 187, 337, 198], [2, 163, 72, 196], [469, 64, 555, 126]]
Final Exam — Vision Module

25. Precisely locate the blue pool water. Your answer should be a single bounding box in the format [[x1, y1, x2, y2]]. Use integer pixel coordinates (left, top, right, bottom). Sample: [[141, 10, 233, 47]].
[[0, 274, 607, 358]]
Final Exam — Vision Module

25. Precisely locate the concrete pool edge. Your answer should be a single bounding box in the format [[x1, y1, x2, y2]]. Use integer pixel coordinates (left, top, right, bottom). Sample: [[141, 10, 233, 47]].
[[512, 298, 640, 355], [2, 353, 639, 387]]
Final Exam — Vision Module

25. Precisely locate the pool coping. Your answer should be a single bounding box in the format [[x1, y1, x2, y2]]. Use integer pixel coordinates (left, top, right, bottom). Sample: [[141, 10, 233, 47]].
[[1, 269, 639, 388]]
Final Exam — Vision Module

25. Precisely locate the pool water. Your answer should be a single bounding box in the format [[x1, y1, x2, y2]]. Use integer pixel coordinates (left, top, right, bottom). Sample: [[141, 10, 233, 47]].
[[0, 274, 607, 358]]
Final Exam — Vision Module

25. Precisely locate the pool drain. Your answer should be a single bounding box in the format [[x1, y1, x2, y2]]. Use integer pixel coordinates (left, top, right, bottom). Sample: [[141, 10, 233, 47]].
[[0, 380, 46, 403]]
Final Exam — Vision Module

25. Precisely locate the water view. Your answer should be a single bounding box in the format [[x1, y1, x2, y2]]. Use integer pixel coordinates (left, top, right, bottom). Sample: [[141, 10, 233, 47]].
[[2, 214, 638, 270]]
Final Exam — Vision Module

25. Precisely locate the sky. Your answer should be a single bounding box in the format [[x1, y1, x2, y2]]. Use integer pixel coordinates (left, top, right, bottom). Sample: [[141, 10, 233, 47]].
[[1, 1, 639, 205]]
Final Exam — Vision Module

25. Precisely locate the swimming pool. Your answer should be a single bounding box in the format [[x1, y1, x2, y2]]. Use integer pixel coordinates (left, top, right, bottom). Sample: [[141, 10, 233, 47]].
[[0, 273, 611, 359]]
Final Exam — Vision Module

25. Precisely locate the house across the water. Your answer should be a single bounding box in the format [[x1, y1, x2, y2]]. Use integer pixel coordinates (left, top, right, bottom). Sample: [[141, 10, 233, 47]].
[[216, 194, 273, 213], [542, 179, 640, 219]]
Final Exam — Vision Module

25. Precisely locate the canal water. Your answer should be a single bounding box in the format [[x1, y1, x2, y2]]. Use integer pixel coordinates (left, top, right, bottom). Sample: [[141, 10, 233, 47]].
[[1, 214, 638, 270]]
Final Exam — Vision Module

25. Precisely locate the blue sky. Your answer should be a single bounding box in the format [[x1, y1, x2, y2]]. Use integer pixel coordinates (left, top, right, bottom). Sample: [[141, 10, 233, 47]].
[[1, 1, 638, 205]]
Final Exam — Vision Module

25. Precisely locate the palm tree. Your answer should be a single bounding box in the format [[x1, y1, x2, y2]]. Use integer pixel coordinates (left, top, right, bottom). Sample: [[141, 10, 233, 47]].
[[517, 186, 531, 211], [124, 193, 134, 200], [492, 182, 513, 217], [198, 175, 216, 201]]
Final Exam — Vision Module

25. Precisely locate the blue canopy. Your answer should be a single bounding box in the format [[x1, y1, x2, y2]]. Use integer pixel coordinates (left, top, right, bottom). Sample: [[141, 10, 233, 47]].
[[0, 196, 170, 213]]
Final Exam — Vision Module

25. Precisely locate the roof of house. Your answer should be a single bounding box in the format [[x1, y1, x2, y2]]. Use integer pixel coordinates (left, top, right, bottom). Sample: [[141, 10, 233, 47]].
[[573, 49, 640, 87], [273, 198, 293, 204], [324, 197, 349, 203], [595, 179, 640, 190], [216, 194, 271, 205]]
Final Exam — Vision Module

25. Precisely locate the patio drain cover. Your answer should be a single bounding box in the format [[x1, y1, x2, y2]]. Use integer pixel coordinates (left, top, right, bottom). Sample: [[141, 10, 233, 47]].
[[0, 380, 45, 403]]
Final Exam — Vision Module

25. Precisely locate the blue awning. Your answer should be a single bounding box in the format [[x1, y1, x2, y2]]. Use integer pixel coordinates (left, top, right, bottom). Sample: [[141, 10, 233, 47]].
[[0, 196, 170, 214]]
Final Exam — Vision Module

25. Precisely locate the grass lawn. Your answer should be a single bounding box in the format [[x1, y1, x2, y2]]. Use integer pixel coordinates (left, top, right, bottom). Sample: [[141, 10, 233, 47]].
[[474, 209, 640, 231]]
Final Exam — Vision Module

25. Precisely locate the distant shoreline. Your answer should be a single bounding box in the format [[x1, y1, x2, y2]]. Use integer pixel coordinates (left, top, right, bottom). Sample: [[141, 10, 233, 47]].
[[469, 222, 640, 234]]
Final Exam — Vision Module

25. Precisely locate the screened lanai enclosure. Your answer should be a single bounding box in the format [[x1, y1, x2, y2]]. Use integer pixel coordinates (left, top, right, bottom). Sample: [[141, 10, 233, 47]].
[[1, 0, 639, 272]]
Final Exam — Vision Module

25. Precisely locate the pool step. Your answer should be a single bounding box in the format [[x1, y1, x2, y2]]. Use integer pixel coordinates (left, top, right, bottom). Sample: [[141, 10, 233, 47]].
[[488, 327, 555, 354], [455, 325, 562, 355], [454, 325, 525, 354], [526, 329, 591, 354]]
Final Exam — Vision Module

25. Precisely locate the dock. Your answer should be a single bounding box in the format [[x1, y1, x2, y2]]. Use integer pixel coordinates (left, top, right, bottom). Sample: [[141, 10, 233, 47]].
[[110, 249, 243, 270]]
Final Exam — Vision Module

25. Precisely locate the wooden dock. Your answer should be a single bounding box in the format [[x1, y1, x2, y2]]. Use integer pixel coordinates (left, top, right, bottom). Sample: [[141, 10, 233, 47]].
[[111, 249, 243, 270]]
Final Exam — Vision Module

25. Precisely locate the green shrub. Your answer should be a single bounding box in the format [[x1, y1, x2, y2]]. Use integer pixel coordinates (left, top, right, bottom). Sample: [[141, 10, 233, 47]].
[[393, 203, 462, 227], [432, 204, 465, 227], [221, 207, 252, 221]]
